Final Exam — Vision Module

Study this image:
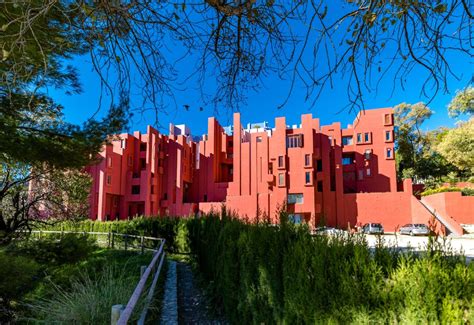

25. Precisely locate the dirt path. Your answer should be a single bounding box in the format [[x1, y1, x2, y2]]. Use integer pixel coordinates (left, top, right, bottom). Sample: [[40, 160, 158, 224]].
[[176, 262, 227, 324]]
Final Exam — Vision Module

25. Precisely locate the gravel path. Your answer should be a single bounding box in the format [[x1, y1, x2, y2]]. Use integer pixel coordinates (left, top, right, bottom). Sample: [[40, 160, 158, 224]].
[[176, 262, 227, 325]]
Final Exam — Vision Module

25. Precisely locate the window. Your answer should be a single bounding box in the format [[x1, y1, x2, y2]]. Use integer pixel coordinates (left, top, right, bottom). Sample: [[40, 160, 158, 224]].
[[317, 181, 323, 192], [140, 158, 146, 170], [385, 130, 392, 141], [288, 214, 302, 224], [256, 136, 262, 143], [203, 194, 208, 202], [106, 175, 112, 185], [286, 134, 303, 148], [364, 132, 370, 142], [305, 171, 312, 185], [278, 156, 284, 168], [342, 157, 353, 165], [316, 159, 323, 172], [358, 170, 364, 180], [365, 149, 372, 160], [288, 193, 304, 204], [342, 136, 353, 145], [151, 186, 155, 194], [366, 168, 371, 176], [107, 156, 112, 167], [278, 173, 285, 186], [229, 166, 233, 175], [357, 133, 362, 143], [384, 113, 392, 125], [120, 139, 127, 149], [305, 154, 311, 166], [386, 148, 393, 158], [268, 162, 273, 174], [140, 143, 147, 151], [229, 140, 233, 147], [131, 185, 140, 195]]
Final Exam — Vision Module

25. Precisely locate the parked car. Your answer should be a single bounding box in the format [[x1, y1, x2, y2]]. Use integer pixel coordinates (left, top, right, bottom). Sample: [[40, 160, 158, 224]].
[[399, 223, 430, 236], [314, 226, 344, 236], [361, 223, 384, 235]]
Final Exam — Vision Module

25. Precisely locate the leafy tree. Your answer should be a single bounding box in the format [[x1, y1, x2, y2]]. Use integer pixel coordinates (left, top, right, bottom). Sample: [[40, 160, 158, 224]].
[[0, 160, 91, 244], [448, 86, 474, 118], [436, 118, 474, 175], [394, 103, 456, 181]]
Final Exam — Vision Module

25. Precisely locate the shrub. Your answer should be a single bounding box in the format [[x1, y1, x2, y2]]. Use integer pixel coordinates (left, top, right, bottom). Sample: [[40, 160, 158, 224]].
[[461, 187, 474, 196], [8, 233, 97, 265], [421, 186, 461, 197], [0, 251, 40, 322]]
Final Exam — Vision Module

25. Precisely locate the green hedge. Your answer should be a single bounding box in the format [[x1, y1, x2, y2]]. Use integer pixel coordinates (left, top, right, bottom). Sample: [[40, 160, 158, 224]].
[[187, 215, 474, 323], [421, 186, 474, 197], [43, 216, 190, 253]]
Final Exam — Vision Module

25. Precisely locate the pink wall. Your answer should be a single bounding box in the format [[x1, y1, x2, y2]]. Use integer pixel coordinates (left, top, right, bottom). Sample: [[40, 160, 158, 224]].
[[423, 192, 474, 225]]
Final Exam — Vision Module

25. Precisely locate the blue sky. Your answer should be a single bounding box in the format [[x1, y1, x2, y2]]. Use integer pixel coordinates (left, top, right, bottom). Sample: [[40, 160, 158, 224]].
[[49, 5, 472, 137]]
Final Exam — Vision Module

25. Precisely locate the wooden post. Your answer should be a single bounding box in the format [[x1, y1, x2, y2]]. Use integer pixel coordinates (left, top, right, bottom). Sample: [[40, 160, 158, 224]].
[[111, 304, 124, 325], [140, 236, 144, 254]]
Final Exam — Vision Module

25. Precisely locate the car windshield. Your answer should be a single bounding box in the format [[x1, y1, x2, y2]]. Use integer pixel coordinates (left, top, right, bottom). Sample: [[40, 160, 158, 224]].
[[371, 223, 382, 227], [415, 224, 427, 228]]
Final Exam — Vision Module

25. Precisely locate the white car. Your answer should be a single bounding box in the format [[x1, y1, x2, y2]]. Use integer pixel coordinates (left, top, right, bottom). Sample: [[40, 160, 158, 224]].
[[399, 224, 430, 236]]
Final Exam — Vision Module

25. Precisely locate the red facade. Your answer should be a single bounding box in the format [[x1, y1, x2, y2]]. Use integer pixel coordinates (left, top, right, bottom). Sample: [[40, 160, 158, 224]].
[[86, 108, 458, 231]]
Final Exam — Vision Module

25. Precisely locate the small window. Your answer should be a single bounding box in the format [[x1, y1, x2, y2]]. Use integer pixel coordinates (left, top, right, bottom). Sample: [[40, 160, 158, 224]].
[[278, 156, 284, 168], [316, 159, 323, 172], [342, 157, 352, 165], [384, 114, 392, 125], [278, 173, 285, 186], [365, 149, 372, 160], [357, 133, 362, 143], [107, 157, 112, 167], [305, 171, 311, 184], [120, 139, 127, 149], [151, 186, 155, 194], [305, 154, 311, 166], [140, 158, 146, 170], [140, 143, 147, 151], [364, 132, 370, 142], [288, 193, 304, 204], [131, 185, 140, 195], [342, 136, 353, 145], [268, 162, 273, 174], [358, 170, 364, 180], [286, 134, 303, 148], [385, 130, 392, 141], [366, 168, 371, 176], [106, 175, 112, 185], [386, 148, 393, 158], [256, 136, 262, 143], [317, 181, 323, 192], [203, 194, 208, 202], [229, 140, 233, 147]]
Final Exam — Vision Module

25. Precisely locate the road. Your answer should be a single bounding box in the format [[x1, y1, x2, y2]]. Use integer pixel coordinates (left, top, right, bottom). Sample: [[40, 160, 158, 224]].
[[365, 234, 474, 263]]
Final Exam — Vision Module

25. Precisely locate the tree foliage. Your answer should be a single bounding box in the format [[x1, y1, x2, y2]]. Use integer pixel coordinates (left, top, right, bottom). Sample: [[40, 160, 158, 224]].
[[436, 118, 474, 174], [448, 86, 474, 118]]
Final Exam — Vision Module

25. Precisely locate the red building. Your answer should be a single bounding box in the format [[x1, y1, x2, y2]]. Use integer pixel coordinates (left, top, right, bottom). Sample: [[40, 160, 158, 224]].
[[86, 108, 469, 233]]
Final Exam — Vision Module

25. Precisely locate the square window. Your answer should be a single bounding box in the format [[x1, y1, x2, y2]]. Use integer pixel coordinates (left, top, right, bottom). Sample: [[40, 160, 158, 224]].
[[140, 143, 147, 151], [316, 159, 323, 172], [305, 171, 312, 184], [286, 135, 303, 148], [288, 193, 304, 204], [364, 132, 370, 142], [342, 136, 353, 145], [305, 154, 311, 166], [278, 173, 285, 186], [384, 114, 392, 125], [317, 181, 323, 192], [342, 157, 352, 165], [278, 156, 284, 168], [131, 185, 140, 195]]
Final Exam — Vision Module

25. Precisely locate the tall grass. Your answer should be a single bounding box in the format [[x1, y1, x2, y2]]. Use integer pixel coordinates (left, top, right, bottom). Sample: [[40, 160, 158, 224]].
[[187, 214, 474, 324]]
